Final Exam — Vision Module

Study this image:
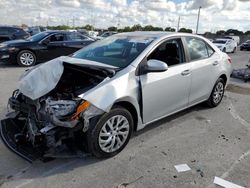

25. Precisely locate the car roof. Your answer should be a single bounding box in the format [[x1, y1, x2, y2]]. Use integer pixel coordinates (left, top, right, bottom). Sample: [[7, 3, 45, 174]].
[[0, 26, 22, 29], [115, 31, 173, 38], [43, 30, 80, 34], [215, 38, 230, 41]]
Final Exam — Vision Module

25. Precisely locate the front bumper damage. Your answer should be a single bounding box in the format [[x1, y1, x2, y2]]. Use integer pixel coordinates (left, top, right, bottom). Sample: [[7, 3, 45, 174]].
[[0, 92, 104, 162]]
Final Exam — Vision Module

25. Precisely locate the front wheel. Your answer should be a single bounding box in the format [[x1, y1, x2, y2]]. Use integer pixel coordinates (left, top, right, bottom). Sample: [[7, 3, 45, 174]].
[[17, 50, 36, 67], [206, 78, 225, 107], [87, 106, 133, 158]]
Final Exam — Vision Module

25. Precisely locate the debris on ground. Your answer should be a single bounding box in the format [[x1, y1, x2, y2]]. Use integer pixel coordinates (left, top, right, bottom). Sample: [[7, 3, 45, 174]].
[[213, 176, 245, 188], [174, 164, 191, 172], [231, 64, 250, 82], [117, 176, 144, 188]]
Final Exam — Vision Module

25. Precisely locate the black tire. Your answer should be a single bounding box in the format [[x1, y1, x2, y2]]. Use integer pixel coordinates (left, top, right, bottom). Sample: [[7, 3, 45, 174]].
[[17, 50, 36, 67], [206, 78, 225, 108], [232, 47, 236, 53], [87, 106, 133, 158]]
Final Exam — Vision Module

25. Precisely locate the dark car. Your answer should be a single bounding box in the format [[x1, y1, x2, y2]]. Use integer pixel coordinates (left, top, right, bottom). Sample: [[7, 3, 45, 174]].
[[240, 40, 250, 51], [0, 31, 96, 67], [0, 26, 30, 43]]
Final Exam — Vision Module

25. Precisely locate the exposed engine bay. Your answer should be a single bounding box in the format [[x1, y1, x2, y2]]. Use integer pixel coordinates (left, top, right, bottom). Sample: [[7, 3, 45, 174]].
[[0, 62, 114, 162]]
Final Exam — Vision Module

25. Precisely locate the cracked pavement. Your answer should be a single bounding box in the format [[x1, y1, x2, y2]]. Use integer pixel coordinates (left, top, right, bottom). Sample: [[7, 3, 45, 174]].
[[0, 50, 250, 188]]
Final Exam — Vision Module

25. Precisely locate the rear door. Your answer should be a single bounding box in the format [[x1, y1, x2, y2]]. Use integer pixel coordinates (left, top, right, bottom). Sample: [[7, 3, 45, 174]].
[[46, 33, 70, 58], [65, 32, 93, 51], [0, 27, 10, 42], [184, 37, 221, 105], [139, 38, 191, 123]]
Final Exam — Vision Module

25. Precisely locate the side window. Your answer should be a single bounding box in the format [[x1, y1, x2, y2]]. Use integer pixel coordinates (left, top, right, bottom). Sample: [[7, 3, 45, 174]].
[[0, 28, 9, 35], [48, 34, 64, 42], [185, 37, 215, 60], [147, 38, 184, 66], [67, 33, 86, 41], [185, 37, 209, 61]]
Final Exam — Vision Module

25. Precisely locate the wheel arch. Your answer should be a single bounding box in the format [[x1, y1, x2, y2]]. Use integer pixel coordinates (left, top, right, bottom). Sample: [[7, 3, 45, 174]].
[[112, 100, 139, 132], [219, 74, 228, 85]]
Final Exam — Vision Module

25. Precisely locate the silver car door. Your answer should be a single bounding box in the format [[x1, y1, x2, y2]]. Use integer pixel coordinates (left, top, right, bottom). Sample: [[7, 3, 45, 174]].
[[139, 38, 191, 123], [185, 37, 221, 105]]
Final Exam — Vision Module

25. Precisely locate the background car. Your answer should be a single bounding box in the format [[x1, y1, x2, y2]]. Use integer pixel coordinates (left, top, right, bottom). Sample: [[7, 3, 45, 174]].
[[0, 26, 30, 43], [0, 31, 95, 66], [96, 31, 117, 40], [1, 32, 232, 160], [213, 38, 237, 53], [222, 35, 240, 45], [27, 26, 47, 36], [240, 40, 250, 51]]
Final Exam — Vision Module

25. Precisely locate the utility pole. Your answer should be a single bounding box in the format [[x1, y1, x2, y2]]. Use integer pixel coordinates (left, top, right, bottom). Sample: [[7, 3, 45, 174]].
[[72, 16, 75, 29], [177, 16, 180, 32], [196, 6, 202, 34]]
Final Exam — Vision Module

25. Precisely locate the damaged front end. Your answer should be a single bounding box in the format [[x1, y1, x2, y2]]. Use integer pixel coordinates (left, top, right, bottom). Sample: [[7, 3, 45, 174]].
[[0, 60, 113, 162]]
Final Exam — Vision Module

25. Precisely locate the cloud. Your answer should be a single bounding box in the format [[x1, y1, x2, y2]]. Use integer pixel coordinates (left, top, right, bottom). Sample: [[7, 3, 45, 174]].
[[0, 0, 249, 32]]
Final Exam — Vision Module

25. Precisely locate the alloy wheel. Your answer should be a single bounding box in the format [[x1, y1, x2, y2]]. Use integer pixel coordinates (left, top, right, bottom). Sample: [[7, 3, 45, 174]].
[[98, 115, 130, 153], [19, 52, 34, 66], [213, 82, 224, 104]]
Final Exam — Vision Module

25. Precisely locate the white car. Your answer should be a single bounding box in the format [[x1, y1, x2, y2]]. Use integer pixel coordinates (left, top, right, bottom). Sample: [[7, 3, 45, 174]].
[[213, 38, 237, 53], [1, 32, 232, 160]]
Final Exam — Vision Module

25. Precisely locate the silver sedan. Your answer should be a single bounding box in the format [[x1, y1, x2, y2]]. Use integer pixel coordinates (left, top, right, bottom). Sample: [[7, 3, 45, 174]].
[[1, 32, 232, 160]]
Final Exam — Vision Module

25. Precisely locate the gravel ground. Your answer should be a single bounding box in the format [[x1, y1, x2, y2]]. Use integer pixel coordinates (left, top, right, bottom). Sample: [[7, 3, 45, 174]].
[[0, 50, 249, 188]]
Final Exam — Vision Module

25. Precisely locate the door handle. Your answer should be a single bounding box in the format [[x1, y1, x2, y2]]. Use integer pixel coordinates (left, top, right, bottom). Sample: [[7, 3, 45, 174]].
[[213, 61, 219, 66], [181, 70, 191, 76]]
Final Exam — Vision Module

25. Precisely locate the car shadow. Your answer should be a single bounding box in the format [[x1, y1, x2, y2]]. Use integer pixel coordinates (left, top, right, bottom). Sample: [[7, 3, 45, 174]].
[[0, 103, 209, 186], [134, 103, 207, 137]]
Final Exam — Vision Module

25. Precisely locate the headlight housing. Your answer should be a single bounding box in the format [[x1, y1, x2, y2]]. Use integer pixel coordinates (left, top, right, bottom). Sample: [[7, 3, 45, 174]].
[[46, 99, 78, 117]]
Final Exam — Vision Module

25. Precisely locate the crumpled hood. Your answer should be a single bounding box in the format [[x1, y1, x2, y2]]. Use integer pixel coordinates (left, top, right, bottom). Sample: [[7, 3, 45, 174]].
[[18, 56, 117, 100]]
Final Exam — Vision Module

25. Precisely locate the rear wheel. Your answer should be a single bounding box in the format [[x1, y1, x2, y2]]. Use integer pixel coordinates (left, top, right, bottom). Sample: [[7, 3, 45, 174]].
[[232, 47, 236, 53], [206, 78, 225, 107], [17, 50, 36, 67], [87, 106, 133, 158]]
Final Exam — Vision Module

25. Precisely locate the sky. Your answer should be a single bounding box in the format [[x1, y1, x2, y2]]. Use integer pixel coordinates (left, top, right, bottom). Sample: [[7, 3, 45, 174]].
[[0, 0, 249, 33]]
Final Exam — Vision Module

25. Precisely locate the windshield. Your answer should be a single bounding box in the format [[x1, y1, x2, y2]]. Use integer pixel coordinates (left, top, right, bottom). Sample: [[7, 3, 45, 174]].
[[26, 32, 49, 41], [213, 40, 226, 44], [73, 34, 155, 68]]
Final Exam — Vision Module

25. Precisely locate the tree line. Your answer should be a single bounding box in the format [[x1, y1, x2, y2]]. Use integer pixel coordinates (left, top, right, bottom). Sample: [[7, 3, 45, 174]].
[[46, 24, 250, 35]]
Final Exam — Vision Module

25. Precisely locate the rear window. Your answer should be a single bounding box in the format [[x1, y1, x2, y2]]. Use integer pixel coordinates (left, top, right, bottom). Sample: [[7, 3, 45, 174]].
[[213, 40, 226, 44]]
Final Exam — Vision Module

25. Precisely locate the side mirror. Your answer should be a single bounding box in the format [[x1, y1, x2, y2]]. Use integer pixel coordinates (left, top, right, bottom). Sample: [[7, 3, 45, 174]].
[[142, 59, 168, 74]]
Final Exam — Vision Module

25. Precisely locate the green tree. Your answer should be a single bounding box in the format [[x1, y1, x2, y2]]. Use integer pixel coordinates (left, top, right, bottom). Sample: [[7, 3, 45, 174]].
[[131, 24, 143, 31], [165, 27, 176, 32], [83, 24, 94, 31], [179, 28, 192, 33], [108, 26, 117, 31], [142, 25, 154, 31], [47, 25, 71, 30], [123, 26, 131, 32], [245, 31, 250, 35], [216, 30, 225, 35], [225, 29, 244, 35]]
